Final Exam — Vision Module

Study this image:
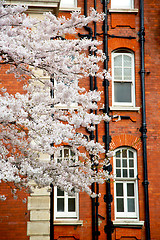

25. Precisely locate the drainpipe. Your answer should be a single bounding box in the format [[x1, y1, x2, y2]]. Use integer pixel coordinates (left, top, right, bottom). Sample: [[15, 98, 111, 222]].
[[102, 1, 113, 239], [139, 0, 151, 239]]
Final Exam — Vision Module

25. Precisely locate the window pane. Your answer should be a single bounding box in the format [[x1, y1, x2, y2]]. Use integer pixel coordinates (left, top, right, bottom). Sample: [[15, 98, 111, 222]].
[[117, 198, 124, 212], [129, 159, 134, 167], [124, 68, 132, 80], [112, 0, 132, 9], [124, 55, 132, 67], [116, 183, 123, 196], [68, 198, 75, 212], [71, 150, 75, 157], [122, 149, 127, 158], [57, 199, 64, 212], [129, 150, 134, 158], [64, 148, 69, 157], [114, 82, 131, 102], [114, 67, 122, 80], [116, 159, 121, 167], [116, 169, 121, 177], [122, 159, 127, 167], [114, 55, 122, 66], [60, 0, 75, 8], [57, 189, 64, 196], [129, 169, 134, 177], [123, 169, 128, 177], [116, 150, 121, 157], [127, 198, 135, 212], [127, 183, 134, 196]]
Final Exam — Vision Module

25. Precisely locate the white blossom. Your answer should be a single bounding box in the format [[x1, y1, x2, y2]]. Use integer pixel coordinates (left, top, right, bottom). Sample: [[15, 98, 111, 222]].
[[0, 1, 112, 196]]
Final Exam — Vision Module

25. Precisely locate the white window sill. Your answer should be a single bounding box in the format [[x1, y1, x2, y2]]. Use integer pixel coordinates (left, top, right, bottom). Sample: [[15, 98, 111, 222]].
[[110, 106, 140, 112], [113, 220, 144, 228], [59, 7, 81, 11], [54, 220, 83, 225], [109, 8, 138, 13]]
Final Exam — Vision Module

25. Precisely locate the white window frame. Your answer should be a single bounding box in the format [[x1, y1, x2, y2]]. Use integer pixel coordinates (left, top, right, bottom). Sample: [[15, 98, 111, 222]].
[[112, 50, 135, 107], [54, 147, 79, 220], [111, 0, 134, 9], [114, 147, 139, 220]]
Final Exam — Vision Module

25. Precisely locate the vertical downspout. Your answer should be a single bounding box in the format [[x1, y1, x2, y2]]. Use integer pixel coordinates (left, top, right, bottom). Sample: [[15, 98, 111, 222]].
[[139, 0, 151, 239], [103, 1, 113, 239], [50, 77, 54, 240]]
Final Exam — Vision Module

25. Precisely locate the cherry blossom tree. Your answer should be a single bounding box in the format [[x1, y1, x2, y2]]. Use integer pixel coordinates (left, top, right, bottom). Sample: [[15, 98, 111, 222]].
[[0, 1, 112, 197]]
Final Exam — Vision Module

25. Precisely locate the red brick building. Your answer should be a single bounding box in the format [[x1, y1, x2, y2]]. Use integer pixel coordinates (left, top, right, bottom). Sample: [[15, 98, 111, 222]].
[[0, 0, 160, 240]]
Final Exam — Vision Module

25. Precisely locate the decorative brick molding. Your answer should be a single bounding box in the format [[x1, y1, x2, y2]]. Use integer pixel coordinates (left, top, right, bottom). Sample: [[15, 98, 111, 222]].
[[110, 134, 142, 151]]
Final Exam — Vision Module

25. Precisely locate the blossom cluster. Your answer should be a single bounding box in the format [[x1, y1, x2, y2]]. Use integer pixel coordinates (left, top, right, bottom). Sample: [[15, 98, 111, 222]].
[[0, 1, 112, 196]]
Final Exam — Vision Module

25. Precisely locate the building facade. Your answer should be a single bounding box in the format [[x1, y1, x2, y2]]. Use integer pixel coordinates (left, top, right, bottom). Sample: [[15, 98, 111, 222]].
[[0, 0, 160, 240]]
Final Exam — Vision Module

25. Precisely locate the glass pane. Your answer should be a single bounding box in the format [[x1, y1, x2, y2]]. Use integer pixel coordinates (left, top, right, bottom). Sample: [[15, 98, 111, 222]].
[[114, 67, 122, 80], [116, 169, 121, 177], [124, 68, 132, 80], [122, 149, 127, 158], [57, 189, 64, 196], [127, 198, 135, 212], [64, 148, 69, 157], [122, 159, 127, 167], [124, 55, 132, 67], [116, 183, 123, 196], [117, 198, 124, 212], [114, 82, 131, 103], [116, 150, 121, 157], [129, 159, 134, 167], [129, 150, 134, 158], [123, 169, 128, 177], [127, 183, 134, 196], [114, 55, 122, 67], [71, 150, 75, 157], [60, 150, 62, 157], [129, 169, 134, 178], [57, 199, 64, 212], [116, 159, 121, 167], [112, 0, 132, 9], [68, 198, 75, 212]]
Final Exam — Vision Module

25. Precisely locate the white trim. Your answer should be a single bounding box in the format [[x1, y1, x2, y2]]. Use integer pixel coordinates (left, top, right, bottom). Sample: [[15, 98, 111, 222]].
[[54, 147, 79, 220], [113, 220, 144, 226], [114, 147, 139, 220], [54, 220, 83, 225], [112, 50, 135, 108], [110, 106, 140, 111], [109, 9, 138, 13]]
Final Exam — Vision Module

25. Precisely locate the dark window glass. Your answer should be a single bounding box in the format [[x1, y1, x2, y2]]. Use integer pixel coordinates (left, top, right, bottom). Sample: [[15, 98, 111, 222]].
[[117, 198, 124, 212], [57, 199, 64, 212], [116, 183, 123, 196], [68, 198, 75, 212]]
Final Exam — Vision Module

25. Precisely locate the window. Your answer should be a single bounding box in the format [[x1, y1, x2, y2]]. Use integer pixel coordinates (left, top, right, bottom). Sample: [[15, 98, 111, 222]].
[[112, 50, 135, 107], [114, 148, 139, 219], [54, 147, 79, 220], [111, 0, 134, 9], [60, 0, 77, 9]]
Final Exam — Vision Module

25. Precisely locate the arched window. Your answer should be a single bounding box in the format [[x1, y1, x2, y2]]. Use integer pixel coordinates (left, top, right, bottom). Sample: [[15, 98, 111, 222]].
[[112, 50, 135, 107], [114, 147, 139, 219], [54, 147, 79, 220]]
